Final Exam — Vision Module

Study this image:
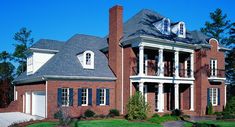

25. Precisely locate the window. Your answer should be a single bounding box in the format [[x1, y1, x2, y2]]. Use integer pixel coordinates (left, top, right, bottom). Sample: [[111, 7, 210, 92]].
[[180, 23, 184, 35], [99, 89, 106, 105], [86, 53, 91, 65], [81, 88, 88, 106], [163, 19, 169, 33], [209, 88, 218, 106], [27, 55, 33, 75], [62, 88, 69, 106], [83, 51, 94, 69], [210, 59, 217, 76]]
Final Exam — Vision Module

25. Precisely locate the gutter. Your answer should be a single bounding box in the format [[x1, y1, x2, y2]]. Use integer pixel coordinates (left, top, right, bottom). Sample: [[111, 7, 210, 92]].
[[30, 48, 59, 53]]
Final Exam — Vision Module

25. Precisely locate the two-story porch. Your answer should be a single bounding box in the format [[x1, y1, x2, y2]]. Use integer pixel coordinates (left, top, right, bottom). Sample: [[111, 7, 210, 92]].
[[129, 36, 196, 113]]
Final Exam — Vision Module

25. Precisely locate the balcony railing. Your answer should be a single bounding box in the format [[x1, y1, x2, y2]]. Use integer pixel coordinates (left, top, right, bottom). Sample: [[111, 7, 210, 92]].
[[132, 66, 193, 78], [207, 69, 225, 78]]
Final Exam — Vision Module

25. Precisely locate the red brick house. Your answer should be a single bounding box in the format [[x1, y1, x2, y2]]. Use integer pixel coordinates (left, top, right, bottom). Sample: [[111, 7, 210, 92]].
[[11, 5, 228, 118]]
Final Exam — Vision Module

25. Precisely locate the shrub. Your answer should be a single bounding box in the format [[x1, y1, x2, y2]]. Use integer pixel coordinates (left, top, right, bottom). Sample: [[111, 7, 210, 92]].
[[126, 92, 150, 120], [152, 113, 160, 118], [171, 109, 183, 116], [206, 103, 213, 115], [223, 96, 235, 115], [84, 109, 95, 118], [109, 109, 120, 116], [54, 110, 63, 119], [148, 114, 179, 124]]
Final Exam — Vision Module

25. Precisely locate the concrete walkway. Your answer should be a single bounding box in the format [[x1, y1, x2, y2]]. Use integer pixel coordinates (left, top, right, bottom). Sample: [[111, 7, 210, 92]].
[[163, 116, 217, 127], [0, 112, 44, 127]]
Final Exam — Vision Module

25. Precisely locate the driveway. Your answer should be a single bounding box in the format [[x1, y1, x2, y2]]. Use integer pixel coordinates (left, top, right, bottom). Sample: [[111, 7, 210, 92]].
[[0, 112, 44, 127]]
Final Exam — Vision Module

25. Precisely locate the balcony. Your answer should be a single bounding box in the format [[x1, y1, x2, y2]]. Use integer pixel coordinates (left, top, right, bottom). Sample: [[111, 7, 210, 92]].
[[207, 69, 226, 82], [132, 66, 193, 78]]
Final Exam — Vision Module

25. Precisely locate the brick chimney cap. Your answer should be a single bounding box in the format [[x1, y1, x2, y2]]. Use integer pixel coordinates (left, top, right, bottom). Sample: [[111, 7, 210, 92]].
[[109, 5, 123, 11]]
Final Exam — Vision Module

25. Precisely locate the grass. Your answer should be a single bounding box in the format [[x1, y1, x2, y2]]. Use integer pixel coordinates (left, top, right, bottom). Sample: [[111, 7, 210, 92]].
[[148, 114, 180, 124], [27, 119, 162, 127], [184, 120, 235, 127]]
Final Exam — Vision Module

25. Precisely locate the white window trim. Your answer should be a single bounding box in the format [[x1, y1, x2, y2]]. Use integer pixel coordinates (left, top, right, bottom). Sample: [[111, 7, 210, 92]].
[[210, 59, 217, 77], [83, 50, 94, 69], [99, 89, 106, 106], [178, 22, 186, 38], [61, 88, 70, 107], [15, 91, 18, 100], [162, 18, 171, 35], [27, 55, 34, 75], [81, 88, 89, 106], [210, 88, 218, 106]]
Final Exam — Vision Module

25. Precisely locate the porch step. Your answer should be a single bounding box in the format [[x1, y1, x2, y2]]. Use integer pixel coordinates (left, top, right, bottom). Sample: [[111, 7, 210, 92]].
[[183, 110, 197, 116]]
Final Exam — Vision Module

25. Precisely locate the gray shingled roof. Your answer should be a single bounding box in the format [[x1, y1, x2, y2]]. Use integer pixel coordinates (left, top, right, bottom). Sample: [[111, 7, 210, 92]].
[[31, 39, 65, 51], [122, 9, 209, 45], [14, 34, 115, 84]]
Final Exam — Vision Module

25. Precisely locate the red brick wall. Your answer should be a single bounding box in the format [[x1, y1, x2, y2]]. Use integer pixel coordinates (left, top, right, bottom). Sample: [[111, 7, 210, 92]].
[[195, 39, 226, 115], [47, 80, 115, 118], [108, 5, 123, 114], [15, 82, 46, 114]]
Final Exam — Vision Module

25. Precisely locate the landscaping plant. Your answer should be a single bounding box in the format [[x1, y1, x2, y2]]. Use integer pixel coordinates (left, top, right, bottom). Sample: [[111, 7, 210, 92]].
[[84, 109, 96, 118], [206, 102, 213, 115], [126, 91, 150, 120]]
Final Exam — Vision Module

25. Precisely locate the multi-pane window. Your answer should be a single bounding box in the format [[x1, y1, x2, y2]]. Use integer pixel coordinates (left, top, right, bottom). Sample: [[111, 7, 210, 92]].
[[99, 89, 106, 105], [82, 88, 88, 106], [180, 23, 184, 35], [210, 59, 217, 76], [62, 88, 69, 106], [86, 53, 91, 65], [209, 88, 218, 106], [163, 19, 169, 33], [27, 55, 33, 75]]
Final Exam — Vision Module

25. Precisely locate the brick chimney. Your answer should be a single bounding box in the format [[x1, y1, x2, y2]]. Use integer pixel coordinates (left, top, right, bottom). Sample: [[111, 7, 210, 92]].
[[108, 5, 123, 113]]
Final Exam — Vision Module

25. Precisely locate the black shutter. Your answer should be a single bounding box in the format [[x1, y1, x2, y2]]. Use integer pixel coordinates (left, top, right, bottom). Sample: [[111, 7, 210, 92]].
[[69, 88, 73, 106], [96, 89, 100, 105], [57, 88, 62, 107], [207, 88, 210, 105], [78, 89, 82, 106], [106, 89, 110, 105], [88, 88, 92, 106], [218, 88, 220, 105]]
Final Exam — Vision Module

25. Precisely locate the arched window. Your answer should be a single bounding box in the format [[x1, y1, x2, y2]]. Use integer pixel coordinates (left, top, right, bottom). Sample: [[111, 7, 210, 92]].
[[85, 53, 91, 65], [180, 23, 184, 35], [163, 19, 169, 32]]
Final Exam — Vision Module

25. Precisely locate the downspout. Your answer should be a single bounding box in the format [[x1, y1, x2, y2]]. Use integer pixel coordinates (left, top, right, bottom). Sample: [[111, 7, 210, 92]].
[[45, 81, 48, 118], [121, 45, 124, 114]]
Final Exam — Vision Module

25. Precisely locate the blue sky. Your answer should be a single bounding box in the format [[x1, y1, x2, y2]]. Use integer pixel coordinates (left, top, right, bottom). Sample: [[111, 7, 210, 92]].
[[0, 0, 235, 53]]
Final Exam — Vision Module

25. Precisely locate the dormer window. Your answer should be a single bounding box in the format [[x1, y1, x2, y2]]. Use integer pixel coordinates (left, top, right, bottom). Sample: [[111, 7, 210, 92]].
[[77, 50, 94, 69], [178, 22, 186, 38], [162, 18, 170, 35], [164, 19, 169, 32]]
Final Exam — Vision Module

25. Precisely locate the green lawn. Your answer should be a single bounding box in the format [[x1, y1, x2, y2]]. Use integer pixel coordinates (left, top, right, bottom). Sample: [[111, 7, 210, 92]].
[[184, 120, 235, 127], [27, 119, 162, 127]]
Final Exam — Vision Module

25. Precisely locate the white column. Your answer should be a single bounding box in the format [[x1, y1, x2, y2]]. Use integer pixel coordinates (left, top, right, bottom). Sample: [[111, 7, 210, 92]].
[[174, 83, 179, 109], [174, 51, 179, 77], [225, 85, 227, 106], [139, 45, 144, 76], [190, 53, 194, 77], [190, 84, 194, 111], [158, 48, 164, 77], [139, 82, 144, 96], [158, 83, 164, 112]]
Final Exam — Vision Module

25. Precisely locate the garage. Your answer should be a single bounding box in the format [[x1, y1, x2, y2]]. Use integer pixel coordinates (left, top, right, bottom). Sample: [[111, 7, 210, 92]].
[[32, 91, 46, 117]]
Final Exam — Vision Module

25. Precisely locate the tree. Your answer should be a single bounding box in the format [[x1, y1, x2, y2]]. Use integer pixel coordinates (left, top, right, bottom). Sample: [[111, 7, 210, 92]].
[[13, 27, 33, 75], [0, 51, 15, 107], [201, 8, 231, 46]]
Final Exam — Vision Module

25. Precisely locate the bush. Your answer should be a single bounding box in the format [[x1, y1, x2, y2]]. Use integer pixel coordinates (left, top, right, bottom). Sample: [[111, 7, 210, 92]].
[[152, 113, 160, 118], [109, 109, 120, 117], [54, 110, 63, 119], [84, 109, 95, 118], [171, 109, 183, 116], [206, 103, 213, 115], [126, 92, 150, 120], [223, 96, 235, 115]]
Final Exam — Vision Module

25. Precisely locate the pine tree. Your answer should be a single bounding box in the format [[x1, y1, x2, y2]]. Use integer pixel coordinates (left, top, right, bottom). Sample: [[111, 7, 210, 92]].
[[201, 8, 231, 46], [13, 27, 33, 75]]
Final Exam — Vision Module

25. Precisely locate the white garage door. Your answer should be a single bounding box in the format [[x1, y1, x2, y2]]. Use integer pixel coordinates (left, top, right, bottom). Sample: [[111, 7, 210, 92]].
[[32, 91, 46, 117]]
